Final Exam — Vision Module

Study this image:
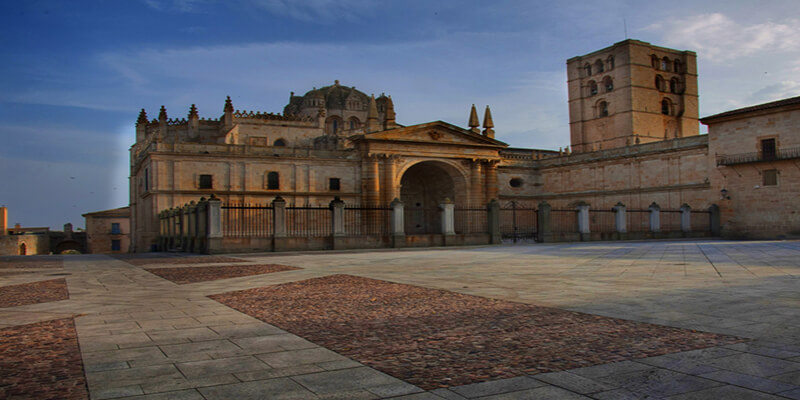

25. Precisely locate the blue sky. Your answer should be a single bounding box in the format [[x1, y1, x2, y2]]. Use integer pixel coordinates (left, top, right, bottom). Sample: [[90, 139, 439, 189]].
[[2, 0, 799, 229]]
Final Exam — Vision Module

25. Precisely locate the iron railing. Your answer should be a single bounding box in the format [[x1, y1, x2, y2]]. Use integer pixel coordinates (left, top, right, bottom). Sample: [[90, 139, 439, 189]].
[[454, 207, 489, 234], [661, 210, 682, 232], [286, 205, 331, 237], [589, 209, 616, 233], [627, 210, 651, 232], [691, 211, 712, 232], [344, 205, 392, 236], [221, 203, 273, 237], [716, 145, 800, 166], [551, 209, 578, 233], [500, 201, 537, 241]]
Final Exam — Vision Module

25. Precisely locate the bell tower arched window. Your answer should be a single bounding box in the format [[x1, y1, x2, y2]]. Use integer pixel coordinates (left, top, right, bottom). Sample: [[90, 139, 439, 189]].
[[589, 81, 598, 96], [661, 99, 671, 115]]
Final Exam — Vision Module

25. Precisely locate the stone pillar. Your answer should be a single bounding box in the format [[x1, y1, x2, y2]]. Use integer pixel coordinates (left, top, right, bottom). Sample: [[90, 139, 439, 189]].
[[680, 203, 692, 233], [440, 198, 455, 245], [382, 156, 397, 206], [330, 197, 345, 250], [537, 201, 552, 243], [487, 199, 501, 244], [0, 206, 7, 236], [612, 202, 627, 233], [188, 201, 197, 253], [206, 195, 223, 253], [470, 161, 483, 206], [272, 196, 287, 252], [390, 198, 405, 248], [484, 161, 498, 202], [649, 202, 661, 233], [576, 201, 590, 241], [709, 204, 721, 236], [362, 155, 381, 206], [181, 204, 190, 252]]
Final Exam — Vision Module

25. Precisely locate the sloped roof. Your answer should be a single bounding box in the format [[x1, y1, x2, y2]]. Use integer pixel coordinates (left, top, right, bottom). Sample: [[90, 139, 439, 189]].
[[701, 95, 800, 123]]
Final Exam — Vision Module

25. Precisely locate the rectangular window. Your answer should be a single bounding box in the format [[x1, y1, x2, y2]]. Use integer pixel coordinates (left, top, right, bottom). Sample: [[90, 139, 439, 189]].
[[329, 178, 341, 191], [267, 172, 279, 190], [199, 174, 213, 189], [111, 239, 121, 251], [763, 169, 778, 186], [111, 223, 121, 235], [761, 138, 776, 160]]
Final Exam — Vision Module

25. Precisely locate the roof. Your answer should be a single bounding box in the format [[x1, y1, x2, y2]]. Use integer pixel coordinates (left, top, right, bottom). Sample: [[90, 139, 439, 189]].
[[82, 206, 130, 218], [701, 95, 800, 123], [284, 80, 372, 114]]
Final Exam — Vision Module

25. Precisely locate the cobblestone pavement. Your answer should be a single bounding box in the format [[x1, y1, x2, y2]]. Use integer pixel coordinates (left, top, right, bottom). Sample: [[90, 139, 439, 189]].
[[145, 264, 300, 284], [0, 240, 798, 399]]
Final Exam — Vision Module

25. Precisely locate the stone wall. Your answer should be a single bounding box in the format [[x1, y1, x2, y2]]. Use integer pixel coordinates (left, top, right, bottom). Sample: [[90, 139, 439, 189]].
[[0, 234, 50, 255]]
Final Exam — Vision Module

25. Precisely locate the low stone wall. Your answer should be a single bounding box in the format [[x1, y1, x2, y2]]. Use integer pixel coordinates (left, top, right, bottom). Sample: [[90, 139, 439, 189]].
[[0, 234, 50, 256]]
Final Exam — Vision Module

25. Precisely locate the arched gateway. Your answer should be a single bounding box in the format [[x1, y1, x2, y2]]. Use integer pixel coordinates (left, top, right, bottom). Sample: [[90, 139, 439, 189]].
[[400, 161, 467, 234]]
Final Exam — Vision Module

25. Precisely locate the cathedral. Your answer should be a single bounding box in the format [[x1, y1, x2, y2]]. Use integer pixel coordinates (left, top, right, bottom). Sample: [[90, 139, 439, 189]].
[[129, 39, 800, 252]]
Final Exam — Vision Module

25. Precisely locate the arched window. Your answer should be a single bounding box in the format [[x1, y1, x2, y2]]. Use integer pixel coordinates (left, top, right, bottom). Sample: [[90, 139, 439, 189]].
[[674, 59, 682, 73], [19, 243, 26, 255], [595, 59, 604, 73], [655, 75, 665, 91], [599, 101, 609, 117], [267, 171, 279, 190], [584, 63, 592, 76], [661, 99, 671, 115], [349, 117, 360, 130], [651, 55, 659, 68], [669, 78, 679, 94], [603, 76, 613, 92], [273, 138, 286, 147], [325, 116, 343, 135], [588, 80, 598, 96], [661, 57, 670, 71], [607, 55, 615, 70]]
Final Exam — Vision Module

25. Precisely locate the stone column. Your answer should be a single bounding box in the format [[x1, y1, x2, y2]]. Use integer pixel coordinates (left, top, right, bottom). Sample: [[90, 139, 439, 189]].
[[330, 197, 345, 250], [649, 202, 661, 233], [440, 198, 455, 245], [382, 156, 397, 206], [484, 161, 498, 202], [537, 201, 552, 243], [470, 160, 483, 206], [576, 201, 590, 241], [487, 198, 501, 244], [272, 196, 287, 252], [680, 203, 692, 233], [390, 198, 405, 248], [362, 155, 381, 206], [206, 195, 223, 254], [612, 202, 627, 233]]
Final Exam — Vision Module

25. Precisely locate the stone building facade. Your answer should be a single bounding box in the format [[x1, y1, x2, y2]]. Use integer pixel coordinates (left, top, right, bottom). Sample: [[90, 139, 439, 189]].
[[129, 40, 798, 252], [83, 207, 131, 254]]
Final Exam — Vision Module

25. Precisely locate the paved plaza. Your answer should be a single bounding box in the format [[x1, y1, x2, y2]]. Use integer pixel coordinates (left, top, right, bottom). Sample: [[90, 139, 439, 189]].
[[1, 239, 800, 399]]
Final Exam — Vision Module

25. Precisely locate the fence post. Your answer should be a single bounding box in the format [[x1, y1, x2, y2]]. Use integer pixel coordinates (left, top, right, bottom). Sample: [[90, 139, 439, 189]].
[[390, 198, 405, 248], [197, 197, 207, 253], [649, 202, 661, 233], [487, 199, 501, 244], [576, 201, 590, 241], [330, 197, 345, 250], [206, 194, 223, 254], [440, 198, 455, 245], [181, 204, 190, 252], [537, 201, 552, 243], [709, 203, 721, 236], [272, 196, 287, 252], [168, 208, 176, 250], [188, 201, 197, 253], [680, 203, 691, 234], [612, 202, 627, 236]]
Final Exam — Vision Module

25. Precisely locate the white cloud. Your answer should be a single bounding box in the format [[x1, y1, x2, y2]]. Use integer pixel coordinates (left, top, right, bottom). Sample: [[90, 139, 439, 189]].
[[646, 13, 800, 61], [749, 80, 800, 104]]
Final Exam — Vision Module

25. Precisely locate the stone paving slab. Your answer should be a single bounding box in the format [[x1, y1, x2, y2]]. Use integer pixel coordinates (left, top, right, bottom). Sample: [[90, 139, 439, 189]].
[[144, 264, 300, 284]]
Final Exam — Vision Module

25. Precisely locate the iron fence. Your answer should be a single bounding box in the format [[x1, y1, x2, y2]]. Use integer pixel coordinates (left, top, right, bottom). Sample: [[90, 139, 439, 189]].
[[691, 211, 712, 232], [286, 206, 331, 237], [500, 202, 537, 241], [454, 207, 489, 234], [590, 209, 616, 233], [716, 145, 800, 165], [405, 207, 441, 234], [221, 203, 273, 237], [627, 210, 651, 232], [551, 209, 578, 233], [344, 205, 392, 236], [661, 210, 682, 232]]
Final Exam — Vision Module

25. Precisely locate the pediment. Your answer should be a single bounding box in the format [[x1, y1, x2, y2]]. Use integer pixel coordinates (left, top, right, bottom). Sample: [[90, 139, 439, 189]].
[[358, 121, 507, 148]]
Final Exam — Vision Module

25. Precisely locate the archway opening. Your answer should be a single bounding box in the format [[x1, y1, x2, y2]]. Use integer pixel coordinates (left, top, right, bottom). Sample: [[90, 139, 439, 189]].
[[400, 161, 463, 234], [19, 242, 26, 255]]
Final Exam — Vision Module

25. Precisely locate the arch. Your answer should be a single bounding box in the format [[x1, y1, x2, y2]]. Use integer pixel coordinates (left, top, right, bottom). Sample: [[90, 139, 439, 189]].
[[584, 63, 592, 76], [661, 98, 672, 115], [674, 59, 682, 73], [348, 116, 360, 130], [651, 55, 659, 68], [55, 240, 82, 254], [588, 80, 598, 96], [19, 242, 26, 255], [595, 100, 609, 118], [655, 75, 665, 91], [594, 59, 604, 73], [661, 56, 670, 71], [325, 116, 343, 135], [399, 160, 468, 234], [607, 55, 615, 70], [273, 138, 287, 146], [603, 76, 613, 92], [669, 78, 680, 94]]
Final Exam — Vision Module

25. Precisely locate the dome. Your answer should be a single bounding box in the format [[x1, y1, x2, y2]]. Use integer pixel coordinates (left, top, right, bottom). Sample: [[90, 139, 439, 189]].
[[285, 80, 371, 115]]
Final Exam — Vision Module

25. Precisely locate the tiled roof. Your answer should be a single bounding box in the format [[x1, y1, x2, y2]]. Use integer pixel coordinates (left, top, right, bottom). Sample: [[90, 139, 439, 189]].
[[701, 95, 800, 122]]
